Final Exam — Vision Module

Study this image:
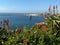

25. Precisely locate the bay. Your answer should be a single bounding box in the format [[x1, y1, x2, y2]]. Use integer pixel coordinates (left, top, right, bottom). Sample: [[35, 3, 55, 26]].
[[0, 13, 44, 30]]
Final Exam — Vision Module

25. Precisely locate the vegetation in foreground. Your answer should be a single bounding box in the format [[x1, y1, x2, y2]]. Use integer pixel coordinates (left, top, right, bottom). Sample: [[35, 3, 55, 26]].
[[0, 15, 60, 45]]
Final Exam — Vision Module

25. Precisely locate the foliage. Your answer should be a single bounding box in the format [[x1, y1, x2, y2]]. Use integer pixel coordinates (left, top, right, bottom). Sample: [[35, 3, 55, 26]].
[[0, 15, 60, 45]]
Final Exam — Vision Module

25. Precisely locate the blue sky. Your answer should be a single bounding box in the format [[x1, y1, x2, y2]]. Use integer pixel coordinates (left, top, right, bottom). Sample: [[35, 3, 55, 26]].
[[0, 0, 60, 13]]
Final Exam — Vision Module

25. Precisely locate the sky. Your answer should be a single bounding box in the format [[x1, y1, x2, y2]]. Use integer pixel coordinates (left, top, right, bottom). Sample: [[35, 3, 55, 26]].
[[0, 0, 60, 13]]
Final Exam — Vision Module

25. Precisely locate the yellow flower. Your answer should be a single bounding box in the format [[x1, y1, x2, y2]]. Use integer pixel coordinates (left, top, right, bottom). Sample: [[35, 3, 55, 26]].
[[2, 41, 4, 44]]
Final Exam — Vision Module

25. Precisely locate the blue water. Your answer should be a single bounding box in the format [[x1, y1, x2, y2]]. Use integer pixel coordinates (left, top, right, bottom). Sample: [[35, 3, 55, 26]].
[[0, 13, 44, 30]]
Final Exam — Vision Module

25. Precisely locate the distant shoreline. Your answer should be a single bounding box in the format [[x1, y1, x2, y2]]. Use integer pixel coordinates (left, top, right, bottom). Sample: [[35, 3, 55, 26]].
[[0, 13, 42, 16]]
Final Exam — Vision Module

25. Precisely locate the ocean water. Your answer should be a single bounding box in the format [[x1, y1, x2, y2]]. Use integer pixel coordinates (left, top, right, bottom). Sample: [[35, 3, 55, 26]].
[[0, 13, 44, 30]]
